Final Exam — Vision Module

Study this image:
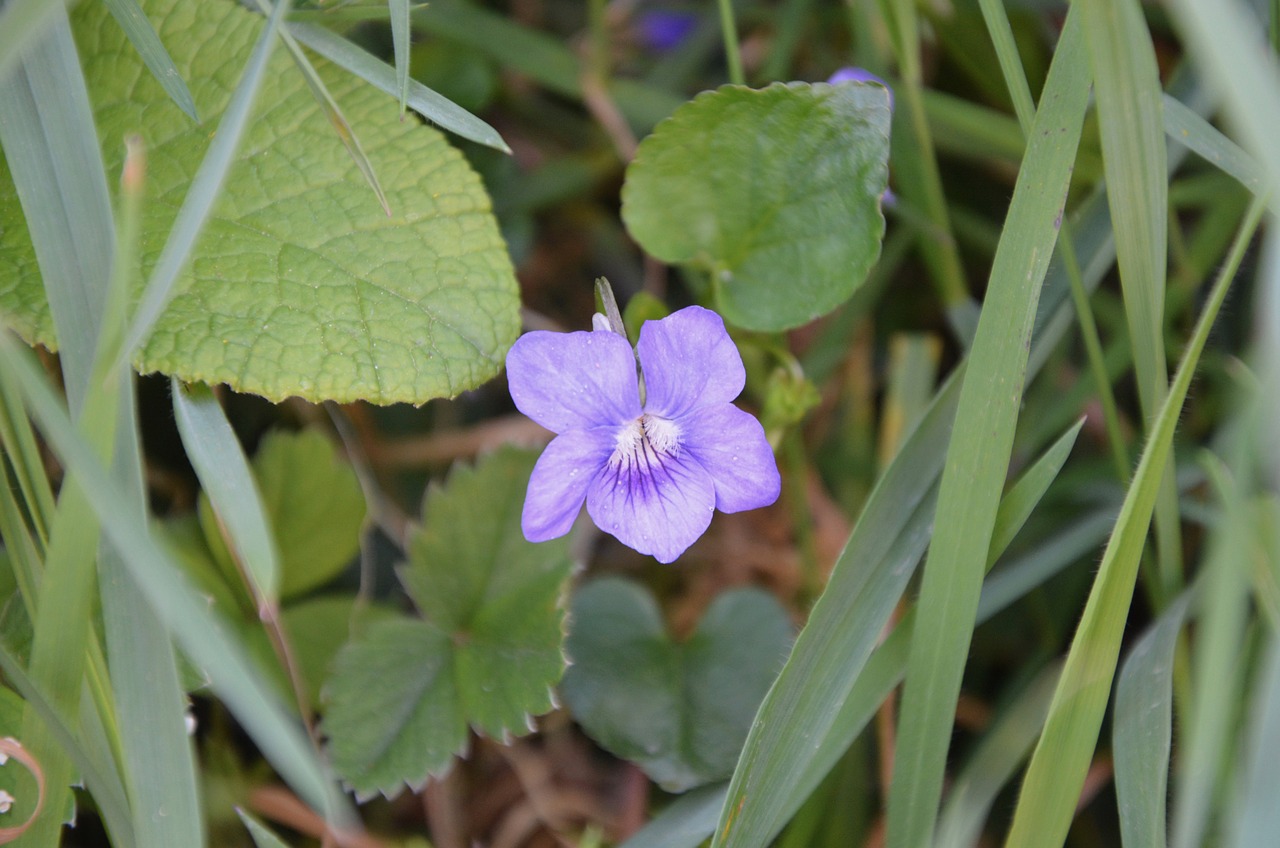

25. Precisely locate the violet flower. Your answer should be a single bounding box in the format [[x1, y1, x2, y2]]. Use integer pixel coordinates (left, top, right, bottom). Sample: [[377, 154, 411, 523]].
[[506, 306, 780, 563]]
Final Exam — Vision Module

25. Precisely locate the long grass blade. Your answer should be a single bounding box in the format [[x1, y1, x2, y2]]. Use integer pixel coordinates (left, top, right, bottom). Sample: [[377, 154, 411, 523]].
[[246, 0, 391, 214], [1230, 635, 1280, 848], [884, 11, 1090, 846], [97, 136, 206, 848], [1163, 94, 1264, 193], [1081, 0, 1182, 602], [1114, 585, 1196, 848], [1002, 192, 1268, 848], [119, 0, 291, 364], [935, 663, 1061, 848], [885, 0, 977, 345], [101, 0, 197, 120], [238, 810, 291, 848], [0, 6, 114, 414], [288, 21, 509, 153], [0, 0, 65, 85], [0, 340, 353, 829], [387, 0, 410, 117], [1172, 453, 1256, 847], [172, 380, 280, 605], [1167, 0, 1280, 206]]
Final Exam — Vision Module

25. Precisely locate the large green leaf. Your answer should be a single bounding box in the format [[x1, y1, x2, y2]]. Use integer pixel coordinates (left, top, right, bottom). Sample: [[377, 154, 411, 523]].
[[322, 447, 571, 797], [621, 82, 890, 331], [561, 579, 793, 792], [0, 0, 518, 404]]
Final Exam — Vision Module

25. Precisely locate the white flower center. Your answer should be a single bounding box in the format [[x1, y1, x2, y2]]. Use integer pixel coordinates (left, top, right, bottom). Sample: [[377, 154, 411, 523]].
[[613, 413, 681, 470]]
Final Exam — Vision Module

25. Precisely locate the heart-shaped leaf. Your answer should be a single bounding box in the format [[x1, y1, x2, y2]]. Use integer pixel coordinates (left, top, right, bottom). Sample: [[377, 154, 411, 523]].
[[322, 447, 572, 797], [561, 578, 793, 791], [0, 0, 519, 404], [621, 82, 891, 332]]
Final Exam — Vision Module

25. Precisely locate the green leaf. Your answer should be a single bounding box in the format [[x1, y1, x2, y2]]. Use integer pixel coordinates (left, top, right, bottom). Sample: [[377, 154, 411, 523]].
[[621, 82, 890, 331], [562, 579, 793, 792], [620, 782, 728, 848], [282, 595, 397, 707], [200, 429, 365, 602], [323, 446, 571, 797], [0, 0, 519, 405]]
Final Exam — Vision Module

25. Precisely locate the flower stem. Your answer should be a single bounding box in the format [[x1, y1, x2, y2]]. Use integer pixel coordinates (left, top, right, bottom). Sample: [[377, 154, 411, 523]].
[[716, 0, 745, 86]]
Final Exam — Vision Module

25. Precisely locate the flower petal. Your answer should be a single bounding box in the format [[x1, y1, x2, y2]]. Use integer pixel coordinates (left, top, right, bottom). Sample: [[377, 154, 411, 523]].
[[679, 404, 781, 513], [522, 429, 615, 542], [507, 328, 641, 433], [586, 445, 716, 564], [637, 306, 745, 419]]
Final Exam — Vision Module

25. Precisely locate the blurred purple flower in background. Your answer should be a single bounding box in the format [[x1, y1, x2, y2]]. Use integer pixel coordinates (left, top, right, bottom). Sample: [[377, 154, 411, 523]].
[[638, 10, 699, 52], [506, 306, 780, 563]]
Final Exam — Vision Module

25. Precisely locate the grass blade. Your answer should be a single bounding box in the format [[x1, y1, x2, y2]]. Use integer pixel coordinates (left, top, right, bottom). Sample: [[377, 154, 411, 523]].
[[100, 136, 205, 848], [120, 0, 290, 364], [287, 21, 509, 153], [102, 0, 197, 121], [1081, 0, 1182, 603], [1230, 635, 1280, 848], [885, 0, 978, 345], [935, 663, 1061, 848], [1167, 0, 1280, 205], [1002, 192, 1267, 848], [1163, 94, 1264, 193], [1114, 585, 1196, 848], [0, 0, 64, 85], [0, 6, 114, 414], [242, 0, 390, 213], [884, 11, 1090, 846], [238, 810, 291, 848], [172, 380, 280, 605], [387, 0, 410, 117], [0, 340, 353, 829], [1172, 452, 1256, 847]]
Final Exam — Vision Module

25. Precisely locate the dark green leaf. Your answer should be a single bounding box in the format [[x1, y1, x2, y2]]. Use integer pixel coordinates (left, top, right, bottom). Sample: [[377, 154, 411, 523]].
[[562, 579, 792, 791], [622, 82, 890, 331], [324, 447, 571, 796]]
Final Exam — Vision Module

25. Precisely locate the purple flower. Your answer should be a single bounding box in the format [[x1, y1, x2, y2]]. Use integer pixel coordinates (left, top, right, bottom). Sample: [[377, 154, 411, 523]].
[[506, 306, 781, 563]]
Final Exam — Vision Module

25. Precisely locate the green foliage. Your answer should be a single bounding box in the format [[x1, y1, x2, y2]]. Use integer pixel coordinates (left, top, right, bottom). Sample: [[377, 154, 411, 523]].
[[1, 0, 1278, 844], [0, 0, 519, 405], [200, 428, 366, 602], [562, 578, 792, 792], [621, 82, 891, 331], [323, 447, 572, 797]]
